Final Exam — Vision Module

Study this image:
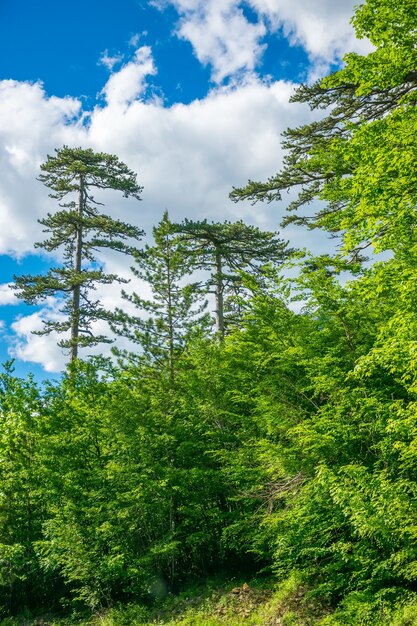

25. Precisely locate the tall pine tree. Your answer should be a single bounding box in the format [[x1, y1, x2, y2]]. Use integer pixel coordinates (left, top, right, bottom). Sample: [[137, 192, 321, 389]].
[[171, 219, 290, 337], [112, 211, 208, 378], [13, 147, 144, 361]]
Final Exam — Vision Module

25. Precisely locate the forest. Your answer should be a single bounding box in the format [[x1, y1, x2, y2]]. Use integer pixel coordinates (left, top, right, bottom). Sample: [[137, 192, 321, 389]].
[[2, 0, 417, 623]]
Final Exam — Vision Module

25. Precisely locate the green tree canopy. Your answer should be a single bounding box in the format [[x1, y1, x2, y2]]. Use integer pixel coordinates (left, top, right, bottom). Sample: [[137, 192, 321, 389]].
[[230, 0, 417, 260]]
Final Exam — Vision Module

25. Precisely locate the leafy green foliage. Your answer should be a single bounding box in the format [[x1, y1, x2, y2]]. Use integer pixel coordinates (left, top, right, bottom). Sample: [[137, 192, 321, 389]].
[[5, 2, 417, 623], [0, 363, 60, 615], [230, 0, 417, 259]]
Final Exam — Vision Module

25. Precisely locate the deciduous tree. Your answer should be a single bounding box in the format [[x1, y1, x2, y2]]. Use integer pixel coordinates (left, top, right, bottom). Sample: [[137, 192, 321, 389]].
[[231, 0, 417, 260]]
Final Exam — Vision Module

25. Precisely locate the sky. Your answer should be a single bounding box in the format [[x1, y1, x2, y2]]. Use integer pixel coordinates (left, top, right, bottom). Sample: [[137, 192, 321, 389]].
[[0, 0, 371, 378]]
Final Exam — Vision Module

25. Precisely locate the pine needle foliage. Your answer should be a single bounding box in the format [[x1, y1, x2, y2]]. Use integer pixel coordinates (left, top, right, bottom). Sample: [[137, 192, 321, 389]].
[[13, 146, 144, 361]]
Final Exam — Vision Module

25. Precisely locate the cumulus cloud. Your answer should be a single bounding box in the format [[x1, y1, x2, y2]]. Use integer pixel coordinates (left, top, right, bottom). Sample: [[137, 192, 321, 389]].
[[89, 76, 308, 226], [0, 284, 18, 305], [10, 305, 68, 372], [99, 49, 124, 71], [250, 0, 372, 73], [101, 46, 157, 107], [0, 80, 85, 255], [173, 0, 266, 82], [0, 55, 311, 252], [158, 0, 372, 82]]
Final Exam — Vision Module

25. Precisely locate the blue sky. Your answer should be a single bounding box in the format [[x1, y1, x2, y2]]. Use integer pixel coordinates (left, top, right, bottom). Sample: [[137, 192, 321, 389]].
[[0, 0, 368, 377], [1, 0, 207, 104], [0, 0, 312, 103]]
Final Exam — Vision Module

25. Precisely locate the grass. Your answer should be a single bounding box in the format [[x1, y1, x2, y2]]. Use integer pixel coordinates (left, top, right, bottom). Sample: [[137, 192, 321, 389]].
[[4, 575, 417, 625]]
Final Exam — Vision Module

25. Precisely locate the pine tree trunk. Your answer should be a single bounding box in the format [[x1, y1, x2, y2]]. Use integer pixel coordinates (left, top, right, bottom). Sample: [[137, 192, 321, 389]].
[[166, 238, 175, 381], [214, 248, 224, 338], [71, 179, 83, 362]]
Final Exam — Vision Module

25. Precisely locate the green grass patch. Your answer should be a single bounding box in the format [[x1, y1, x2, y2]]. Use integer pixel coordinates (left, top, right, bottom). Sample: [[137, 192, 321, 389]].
[[5, 575, 417, 625]]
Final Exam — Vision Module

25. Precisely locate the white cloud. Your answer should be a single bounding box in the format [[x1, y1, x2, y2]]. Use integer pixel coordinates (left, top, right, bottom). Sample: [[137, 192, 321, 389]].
[[129, 33, 142, 48], [0, 80, 85, 255], [250, 0, 372, 74], [173, 0, 266, 82], [0, 284, 18, 305], [10, 306, 67, 372], [101, 46, 157, 107], [99, 50, 124, 71], [89, 76, 306, 224], [158, 0, 372, 82]]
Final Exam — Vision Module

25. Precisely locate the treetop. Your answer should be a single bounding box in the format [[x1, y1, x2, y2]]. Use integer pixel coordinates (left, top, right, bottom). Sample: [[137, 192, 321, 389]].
[[39, 146, 143, 200]]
